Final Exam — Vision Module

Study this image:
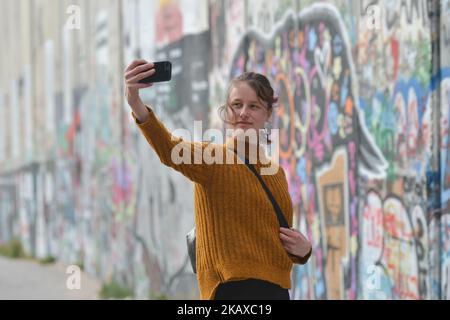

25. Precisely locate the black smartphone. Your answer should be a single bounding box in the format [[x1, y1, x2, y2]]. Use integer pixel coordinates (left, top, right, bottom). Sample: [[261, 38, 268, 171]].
[[139, 61, 172, 83]]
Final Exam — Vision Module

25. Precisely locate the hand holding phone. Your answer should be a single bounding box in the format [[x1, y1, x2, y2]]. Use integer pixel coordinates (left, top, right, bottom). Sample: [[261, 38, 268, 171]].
[[138, 61, 172, 84]]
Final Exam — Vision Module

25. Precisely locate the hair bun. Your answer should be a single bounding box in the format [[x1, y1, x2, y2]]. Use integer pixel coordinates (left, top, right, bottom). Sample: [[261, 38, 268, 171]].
[[273, 95, 279, 104]]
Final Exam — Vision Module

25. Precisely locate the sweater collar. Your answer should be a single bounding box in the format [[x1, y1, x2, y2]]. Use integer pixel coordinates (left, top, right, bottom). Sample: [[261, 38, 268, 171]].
[[225, 134, 270, 164]]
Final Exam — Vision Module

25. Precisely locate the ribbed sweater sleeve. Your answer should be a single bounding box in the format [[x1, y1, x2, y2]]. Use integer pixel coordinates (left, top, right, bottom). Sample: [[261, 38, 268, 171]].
[[279, 167, 313, 265], [131, 105, 215, 185], [288, 248, 312, 264]]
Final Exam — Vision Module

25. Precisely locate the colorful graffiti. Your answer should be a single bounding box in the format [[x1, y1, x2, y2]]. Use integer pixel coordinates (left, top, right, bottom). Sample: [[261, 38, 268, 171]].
[[0, 0, 448, 300], [227, 4, 387, 300], [225, 2, 449, 299], [361, 191, 422, 299]]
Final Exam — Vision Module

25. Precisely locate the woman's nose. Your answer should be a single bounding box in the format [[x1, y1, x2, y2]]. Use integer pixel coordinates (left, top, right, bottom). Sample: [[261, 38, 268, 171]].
[[239, 105, 250, 118]]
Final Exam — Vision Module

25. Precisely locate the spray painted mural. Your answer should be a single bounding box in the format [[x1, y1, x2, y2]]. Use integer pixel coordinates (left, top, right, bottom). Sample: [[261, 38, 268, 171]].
[[0, 0, 448, 300], [218, 2, 449, 299]]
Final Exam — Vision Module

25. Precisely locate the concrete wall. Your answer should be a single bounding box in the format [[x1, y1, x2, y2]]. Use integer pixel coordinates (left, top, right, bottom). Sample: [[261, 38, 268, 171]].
[[0, 0, 449, 299]]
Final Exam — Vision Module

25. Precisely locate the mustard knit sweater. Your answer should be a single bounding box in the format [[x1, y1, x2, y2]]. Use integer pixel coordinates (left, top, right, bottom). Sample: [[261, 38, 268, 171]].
[[132, 106, 311, 300]]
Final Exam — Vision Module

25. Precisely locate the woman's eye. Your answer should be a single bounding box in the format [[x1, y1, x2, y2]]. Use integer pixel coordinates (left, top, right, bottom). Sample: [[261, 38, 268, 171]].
[[250, 105, 259, 109]]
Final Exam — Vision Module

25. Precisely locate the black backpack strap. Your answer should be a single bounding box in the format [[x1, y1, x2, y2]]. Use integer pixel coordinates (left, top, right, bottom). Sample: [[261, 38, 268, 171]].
[[234, 150, 289, 228]]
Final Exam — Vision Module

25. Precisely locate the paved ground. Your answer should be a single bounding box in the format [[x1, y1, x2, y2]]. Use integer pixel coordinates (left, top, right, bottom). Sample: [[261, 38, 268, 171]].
[[0, 256, 101, 299]]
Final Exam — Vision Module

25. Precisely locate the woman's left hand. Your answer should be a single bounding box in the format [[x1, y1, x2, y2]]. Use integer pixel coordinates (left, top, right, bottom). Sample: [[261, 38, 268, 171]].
[[279, 227, 312, 258]]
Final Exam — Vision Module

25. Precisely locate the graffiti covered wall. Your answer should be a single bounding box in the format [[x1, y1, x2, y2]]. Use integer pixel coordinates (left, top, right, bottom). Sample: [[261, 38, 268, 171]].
[[0, 0, 448, 299]]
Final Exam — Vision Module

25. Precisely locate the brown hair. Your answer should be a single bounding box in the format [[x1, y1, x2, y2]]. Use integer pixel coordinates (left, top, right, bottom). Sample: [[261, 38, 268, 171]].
[[218, 72, 278, 127]]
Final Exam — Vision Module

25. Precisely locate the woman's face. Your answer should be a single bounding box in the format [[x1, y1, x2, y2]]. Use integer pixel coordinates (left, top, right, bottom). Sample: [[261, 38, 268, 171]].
[[226, 82, 272, 134]]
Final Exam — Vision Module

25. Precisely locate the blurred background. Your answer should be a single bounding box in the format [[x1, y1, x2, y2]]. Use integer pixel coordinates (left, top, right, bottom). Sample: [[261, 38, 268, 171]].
[[0, 0, 449, 300]]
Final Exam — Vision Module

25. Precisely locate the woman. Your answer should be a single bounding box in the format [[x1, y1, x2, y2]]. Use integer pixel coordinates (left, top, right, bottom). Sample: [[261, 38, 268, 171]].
[[124, 59, 312, 300]]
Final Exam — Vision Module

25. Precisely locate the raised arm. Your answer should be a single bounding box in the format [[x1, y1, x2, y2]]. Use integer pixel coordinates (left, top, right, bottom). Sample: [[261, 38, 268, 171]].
[[124, 59, 216, 185], [124, 59, 155, 123]]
